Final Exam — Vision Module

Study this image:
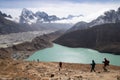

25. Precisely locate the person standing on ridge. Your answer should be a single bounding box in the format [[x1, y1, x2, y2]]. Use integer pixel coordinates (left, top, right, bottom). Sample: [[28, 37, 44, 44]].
[[103, 58, 110, 72], [90, 60, 96, 72], [59, 62, 62, 71]]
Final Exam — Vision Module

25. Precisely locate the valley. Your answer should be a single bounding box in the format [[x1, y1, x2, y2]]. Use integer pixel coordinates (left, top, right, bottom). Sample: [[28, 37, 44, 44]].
[[0, 1, 120, 80], [0, 30, 65, 60]]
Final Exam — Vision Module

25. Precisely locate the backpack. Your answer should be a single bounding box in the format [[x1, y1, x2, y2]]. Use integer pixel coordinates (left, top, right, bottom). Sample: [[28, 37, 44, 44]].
[[106, 60, 110, 66]]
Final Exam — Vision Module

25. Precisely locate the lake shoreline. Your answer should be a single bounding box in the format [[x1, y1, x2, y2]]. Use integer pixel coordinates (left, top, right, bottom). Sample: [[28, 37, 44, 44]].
[[27, 43, 120, 66]]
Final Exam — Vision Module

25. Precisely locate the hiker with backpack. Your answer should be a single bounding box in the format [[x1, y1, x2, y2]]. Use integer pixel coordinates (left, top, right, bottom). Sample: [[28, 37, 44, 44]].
[[90, 60, 96, 72], [102, 58, 110, 72]]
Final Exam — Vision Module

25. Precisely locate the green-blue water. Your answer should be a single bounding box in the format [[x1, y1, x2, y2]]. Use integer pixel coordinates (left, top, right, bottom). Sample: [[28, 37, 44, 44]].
[[27, 44, 120, 66]]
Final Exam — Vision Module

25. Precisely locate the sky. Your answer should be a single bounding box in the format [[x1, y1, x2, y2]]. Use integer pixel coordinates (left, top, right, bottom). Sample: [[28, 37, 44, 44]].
[[0, 0, 120, 22]]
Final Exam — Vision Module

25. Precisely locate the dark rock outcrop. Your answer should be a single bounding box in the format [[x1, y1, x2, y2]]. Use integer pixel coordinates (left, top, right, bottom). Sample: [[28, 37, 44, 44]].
[[0, 11, 12, 18], [54, 23, 120, 55]]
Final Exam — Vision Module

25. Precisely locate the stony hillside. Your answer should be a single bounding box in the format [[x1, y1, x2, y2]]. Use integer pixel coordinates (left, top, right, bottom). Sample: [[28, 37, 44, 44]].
[[0, 59, 120, 80]]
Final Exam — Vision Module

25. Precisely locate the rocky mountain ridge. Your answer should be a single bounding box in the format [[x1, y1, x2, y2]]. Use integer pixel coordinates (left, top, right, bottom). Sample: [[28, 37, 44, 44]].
[[0, 11, 12, 18], [90, 7, 120, 27], [19, 8, 60, 24]]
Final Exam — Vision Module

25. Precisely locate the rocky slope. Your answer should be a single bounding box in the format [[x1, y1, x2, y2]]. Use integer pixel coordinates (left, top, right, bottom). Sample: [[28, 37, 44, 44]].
[[0, 59, 120, 80], [54, 23, 120, 55]]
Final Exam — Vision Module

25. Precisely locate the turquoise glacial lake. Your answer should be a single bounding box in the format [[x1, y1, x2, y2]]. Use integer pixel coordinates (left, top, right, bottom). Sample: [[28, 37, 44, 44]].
[[27, 44, 120, 66]]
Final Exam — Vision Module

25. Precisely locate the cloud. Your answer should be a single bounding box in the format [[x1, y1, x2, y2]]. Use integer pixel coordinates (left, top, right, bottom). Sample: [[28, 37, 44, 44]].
[[0, 0, 119, 8], [0, 1, 120, 22], [29, 3, 119, 17]]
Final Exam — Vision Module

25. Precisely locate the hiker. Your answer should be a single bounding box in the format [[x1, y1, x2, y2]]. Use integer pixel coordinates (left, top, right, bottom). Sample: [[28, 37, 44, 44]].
[[90, 60, 96, 72], [59, 62, 62, 71], [102, 58, 110, 71], [37, 59, 39, 62]]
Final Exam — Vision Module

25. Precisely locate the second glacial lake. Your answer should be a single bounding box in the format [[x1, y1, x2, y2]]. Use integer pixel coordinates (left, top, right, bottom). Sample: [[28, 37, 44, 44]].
[[27, 43, 120, 66]]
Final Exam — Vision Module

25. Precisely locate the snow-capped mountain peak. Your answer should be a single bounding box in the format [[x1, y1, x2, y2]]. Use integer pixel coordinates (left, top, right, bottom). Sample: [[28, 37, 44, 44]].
[[19, 8, 61, 24], [67, 7, 120, 33], [22, 8, 35, 19], [19, 8, 37, 24], [35, 11, 48, 18], [90, 7, 120, 27]]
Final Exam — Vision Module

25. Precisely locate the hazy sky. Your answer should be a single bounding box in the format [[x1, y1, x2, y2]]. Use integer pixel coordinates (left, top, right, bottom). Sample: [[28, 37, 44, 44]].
[[0, 0, 120, 22]]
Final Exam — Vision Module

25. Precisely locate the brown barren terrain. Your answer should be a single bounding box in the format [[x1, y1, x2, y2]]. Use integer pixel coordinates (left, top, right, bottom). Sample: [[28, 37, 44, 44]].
[[0, 59, 120, 80]]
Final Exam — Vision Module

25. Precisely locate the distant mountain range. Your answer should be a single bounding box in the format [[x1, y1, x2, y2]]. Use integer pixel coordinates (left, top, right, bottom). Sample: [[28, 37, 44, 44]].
[[0, 9, 74, 34], [4, 8, 82, 25], [0, 7, 120, 35], [19, 8, 60, 24], [67, 7, 120, 33]]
